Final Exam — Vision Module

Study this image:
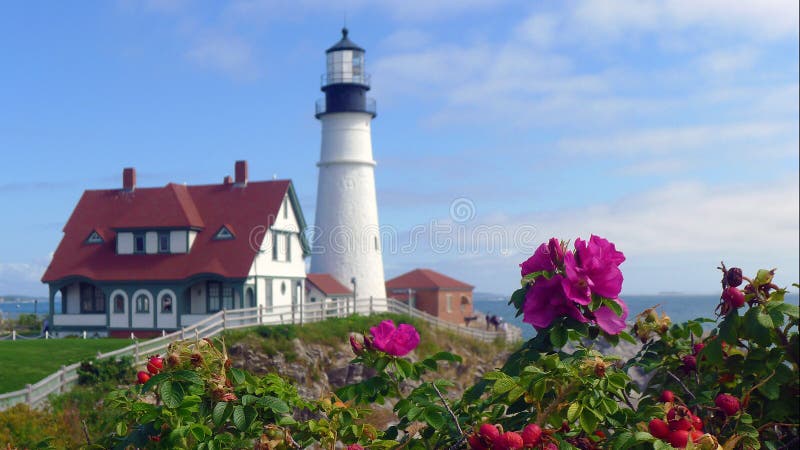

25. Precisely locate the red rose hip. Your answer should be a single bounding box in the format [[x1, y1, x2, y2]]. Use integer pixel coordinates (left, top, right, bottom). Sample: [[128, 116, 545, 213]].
[[146, 355, 164, 375], [494, 431, 524, 450], [648, 418, 670, 439], [521, 423, 542, 447], [137, 371, 151, 384], [715, 393, 740, 416], [659, 390, 675, 402], [667, 429, 689, 448]]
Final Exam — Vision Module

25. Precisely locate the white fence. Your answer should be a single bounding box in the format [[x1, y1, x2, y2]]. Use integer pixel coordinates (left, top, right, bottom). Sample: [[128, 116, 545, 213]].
[[0, 297, 520, 411]]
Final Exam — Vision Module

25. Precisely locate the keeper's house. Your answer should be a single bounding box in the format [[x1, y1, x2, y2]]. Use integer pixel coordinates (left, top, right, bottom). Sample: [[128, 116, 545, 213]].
[[41, 161, 309, 337], [385, 269, 474, 325]]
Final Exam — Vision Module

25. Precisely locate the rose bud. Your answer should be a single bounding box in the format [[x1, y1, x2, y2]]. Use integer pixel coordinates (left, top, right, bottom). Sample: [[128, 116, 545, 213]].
[[349, 334, 364, 355]]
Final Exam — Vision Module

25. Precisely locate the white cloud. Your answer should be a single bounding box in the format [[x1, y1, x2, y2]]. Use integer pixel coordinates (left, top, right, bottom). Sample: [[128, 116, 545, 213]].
[[697, 46, 759, 73], [514, 13, 560, 48], [559, 121, 797, 156], [438, 176, 799, 293], [572, 0, 799, 41], [185, 35, 260, 80], [379, 29, 433, 51]]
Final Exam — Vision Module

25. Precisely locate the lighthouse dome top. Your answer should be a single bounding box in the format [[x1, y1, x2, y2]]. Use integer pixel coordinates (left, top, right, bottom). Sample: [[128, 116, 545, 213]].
[[326, 28, 365, 54]]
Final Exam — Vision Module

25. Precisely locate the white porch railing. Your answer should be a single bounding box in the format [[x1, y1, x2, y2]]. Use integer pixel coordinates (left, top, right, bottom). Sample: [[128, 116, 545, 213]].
[[0, 297, 521, 411]]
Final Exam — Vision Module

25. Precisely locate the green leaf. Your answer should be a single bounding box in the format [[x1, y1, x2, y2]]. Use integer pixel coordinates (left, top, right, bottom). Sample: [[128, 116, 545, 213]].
[[579, 407, 599, 434], [758, 378, 781, 400], [212, 401, 231, 427], [259, 396, 291, 415], [550, 325, 567, 348], [567, 402, 582, 422], [160, 380, 185, 409], [618, 331, 636, 345], [719, 311, 740, 344], [491, 373, 517, 396], [232, 405, 246, 430], [509, 287, 527, 310], [228, 367, 246, 385], [423, 407, 446, 429], [773, 302, 799, 319], [115, 422, 127, 436], [688, 321, 703, 339]]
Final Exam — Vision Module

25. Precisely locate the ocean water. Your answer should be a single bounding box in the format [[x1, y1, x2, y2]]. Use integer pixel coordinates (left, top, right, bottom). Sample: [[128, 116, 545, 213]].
[[0, 300, 58, 321], [474, 293, 800, 341]]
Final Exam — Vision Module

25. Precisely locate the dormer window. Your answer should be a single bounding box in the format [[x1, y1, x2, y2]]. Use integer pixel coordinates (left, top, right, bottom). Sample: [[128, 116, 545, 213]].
[[158, 231, 170, 253], [133, 232, 145, 254], [85, 230, 103, 244], [214, 226, 234, 240]]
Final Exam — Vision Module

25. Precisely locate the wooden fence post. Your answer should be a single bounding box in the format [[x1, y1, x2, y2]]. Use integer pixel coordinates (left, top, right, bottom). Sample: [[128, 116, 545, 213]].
[[59, 365, 66, 393], [25, 384, 32, 405], [291, 303, 296, 325], [134, 341, 140, 365], [222, 310, 227, 330], [299, 300, 304, 326], [369, 296, 373, 315], [11, 330, 15, 341], [259, 305, 263, 324]]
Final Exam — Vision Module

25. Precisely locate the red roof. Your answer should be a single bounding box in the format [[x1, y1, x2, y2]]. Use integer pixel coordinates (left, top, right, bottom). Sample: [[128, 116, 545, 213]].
[[306, 273, 352, 296], [385, 268, 474, 291], [42, 180, 294, 283]]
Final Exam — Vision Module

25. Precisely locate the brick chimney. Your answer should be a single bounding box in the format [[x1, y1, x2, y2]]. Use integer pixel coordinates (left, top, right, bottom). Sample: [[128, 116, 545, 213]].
[[223, 175, 232, 185], [123, 168, 136, 192], [234, 160, 248, 186]]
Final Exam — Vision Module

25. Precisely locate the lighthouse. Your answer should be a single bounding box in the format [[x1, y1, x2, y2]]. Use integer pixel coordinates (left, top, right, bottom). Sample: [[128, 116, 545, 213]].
[[311, 28, 387, 303]]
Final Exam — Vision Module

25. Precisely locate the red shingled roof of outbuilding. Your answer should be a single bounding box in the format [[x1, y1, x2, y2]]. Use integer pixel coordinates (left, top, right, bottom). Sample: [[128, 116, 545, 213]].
[[385, 268, 473, 290], [306, 273, 353, 296], [42, 180, 292, 283]]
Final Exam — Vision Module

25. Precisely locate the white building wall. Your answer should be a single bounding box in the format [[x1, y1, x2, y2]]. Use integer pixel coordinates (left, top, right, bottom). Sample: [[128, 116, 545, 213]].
[[109, 289, 128, 328], [145, 232, 157, 254], [190, 282, 206, 314], [311, 112, 386, 301], [131, 289, 154, 328], [66, 283, 80, 314], [117, 232, 133, 254], [170, 230, 188, 253], [156, 289, 177, 329], [188, 230, 198, 250]]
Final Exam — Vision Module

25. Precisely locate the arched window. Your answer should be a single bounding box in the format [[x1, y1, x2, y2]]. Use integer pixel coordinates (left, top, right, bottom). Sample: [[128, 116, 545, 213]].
[[246, 288, 255, 307], [136, 294, 150, 313], [161, 294, 173, 313], [113, 294, 125, 314]]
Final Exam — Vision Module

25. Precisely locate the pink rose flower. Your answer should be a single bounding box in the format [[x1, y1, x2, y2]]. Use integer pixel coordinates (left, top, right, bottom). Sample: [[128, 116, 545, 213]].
[[522, 274, 588, 329], [592, 298, 629, 334], [369, 319, 420, 356]]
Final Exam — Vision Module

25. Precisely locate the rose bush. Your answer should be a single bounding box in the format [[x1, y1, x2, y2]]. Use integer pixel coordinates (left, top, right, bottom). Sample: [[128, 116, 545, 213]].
[[90, 235, 797, 449]]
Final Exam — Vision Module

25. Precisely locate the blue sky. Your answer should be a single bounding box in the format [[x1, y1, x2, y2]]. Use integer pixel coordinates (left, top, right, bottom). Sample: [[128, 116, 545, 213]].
[[0, 0, 798, 296]]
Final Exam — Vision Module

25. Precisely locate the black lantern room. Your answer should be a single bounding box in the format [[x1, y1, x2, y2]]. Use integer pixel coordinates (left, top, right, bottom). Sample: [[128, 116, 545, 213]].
[[316, 28, 376, 118]]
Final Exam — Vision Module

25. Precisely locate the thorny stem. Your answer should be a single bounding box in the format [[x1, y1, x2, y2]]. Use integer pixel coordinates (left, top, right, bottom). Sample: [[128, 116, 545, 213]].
[[81, 419, 92, 446], [432, 383, 464, 437], [536, 381, 577, 426], [666, 370, 696, 401]]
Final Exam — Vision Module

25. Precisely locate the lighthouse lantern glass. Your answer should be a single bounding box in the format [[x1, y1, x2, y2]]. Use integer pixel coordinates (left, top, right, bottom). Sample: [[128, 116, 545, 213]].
[[326, 49, 365, 85]]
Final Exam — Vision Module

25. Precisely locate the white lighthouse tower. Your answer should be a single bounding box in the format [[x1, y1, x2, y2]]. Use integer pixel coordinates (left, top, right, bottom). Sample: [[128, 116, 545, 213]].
[[311, 28, 387, 303]]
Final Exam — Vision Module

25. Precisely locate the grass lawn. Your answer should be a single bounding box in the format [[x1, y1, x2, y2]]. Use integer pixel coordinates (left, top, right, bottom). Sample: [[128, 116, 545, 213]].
[[0, 339, 130, 392]]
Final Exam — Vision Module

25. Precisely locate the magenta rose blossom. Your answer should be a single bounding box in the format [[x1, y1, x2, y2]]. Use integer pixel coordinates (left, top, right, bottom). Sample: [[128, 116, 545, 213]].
[[523, 274, 588, 329], [369, 319, 420, 356], [593, 298, 629, 334], [520, 235, 629, 335]]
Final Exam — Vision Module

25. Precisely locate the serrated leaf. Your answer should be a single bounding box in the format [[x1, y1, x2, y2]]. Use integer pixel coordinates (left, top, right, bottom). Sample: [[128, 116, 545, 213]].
[[550, 326, 567, 348], [259, 396, 291, 415], [579, 408, 598, 434], [212, 401, 231, 427], [233, 405, 247, 430], [492, 374, 517, 395], [160, 380, 184, 409], [423, 407, 446, 429], [567, 402, 582, 422], [228, 367, 246, 385]]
